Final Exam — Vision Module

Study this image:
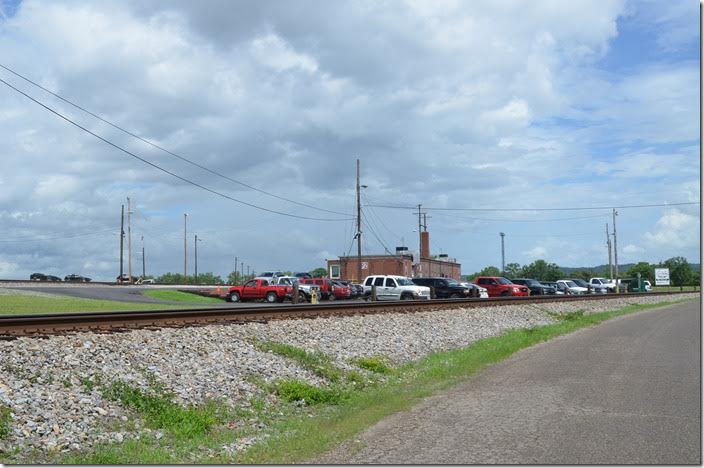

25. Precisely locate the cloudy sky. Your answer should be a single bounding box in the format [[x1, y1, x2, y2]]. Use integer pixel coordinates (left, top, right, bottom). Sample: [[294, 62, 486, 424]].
[[0, 0, 700, 281]]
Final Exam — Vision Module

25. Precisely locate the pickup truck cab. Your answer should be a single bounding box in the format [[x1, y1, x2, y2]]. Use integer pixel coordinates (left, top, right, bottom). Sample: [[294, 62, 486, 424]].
[[589, 277, 615, 293], [226, 278, 292, 303], [474, 276, 529, 297], [412, 277, 471, 298], [363, 275, 431, 301]]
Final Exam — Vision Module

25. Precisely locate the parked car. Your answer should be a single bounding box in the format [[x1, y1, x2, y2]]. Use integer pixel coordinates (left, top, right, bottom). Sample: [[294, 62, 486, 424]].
[[556, 280, 588, 295], [258, 271, 284, 280], [510, 278, 556, 295], [362, 275, 431, 301], [412, 277, 471, 298], [294, 272, 313, 279], [30, 273, 61, 281], [64, 274, 91, 282], [460, 282, 489, 298], [116, 274, 132, 284], [336, 280, 364, 299], [473, 276, 529, 297], [589, 277, 616, 293], [299, 278, 337, 299], [330, 280, 352, 300], [568, 278, 604, 293], [541, 281, 564, 294]]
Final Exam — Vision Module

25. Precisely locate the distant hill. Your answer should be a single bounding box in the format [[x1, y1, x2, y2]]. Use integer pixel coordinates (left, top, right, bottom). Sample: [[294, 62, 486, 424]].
[[559, 263, 700, 275]]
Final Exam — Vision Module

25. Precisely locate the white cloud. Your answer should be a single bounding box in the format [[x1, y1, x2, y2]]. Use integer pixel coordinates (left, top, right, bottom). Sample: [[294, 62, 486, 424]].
[[643, 209, 699, 249], [523, 246, 547, 259]]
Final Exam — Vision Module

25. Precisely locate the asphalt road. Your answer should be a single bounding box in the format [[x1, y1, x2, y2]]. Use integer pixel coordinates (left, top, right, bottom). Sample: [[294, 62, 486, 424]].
[[315, 300, 701, 464]]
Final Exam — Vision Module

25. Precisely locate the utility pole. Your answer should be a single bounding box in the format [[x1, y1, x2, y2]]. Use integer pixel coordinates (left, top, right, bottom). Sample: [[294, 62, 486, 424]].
[[612, 209, 619, 287], [417, 204, 423, 276], [127, 197, 133, 283], [606, 223, 613, 279], [356, 159, 362, 283], [500, 232, 505, 275], [194, 234, 199, 282], [141, 235, 145, 279], [119, 204, 124, 279], [247, 265, 250, 279], [183, 213, 188, 279], [234, 256, 238, 284], [241, 262, 244, 282]]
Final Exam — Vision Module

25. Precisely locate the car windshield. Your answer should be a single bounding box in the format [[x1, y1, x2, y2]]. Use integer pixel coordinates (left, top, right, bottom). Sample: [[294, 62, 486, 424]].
[[397, 278, 415, 286], [572, 279, 588, 287], [526, 279, 541, 286], [445, 279, 461, 286], [565, 281, 578, 287], [497, 277, 513, 285]]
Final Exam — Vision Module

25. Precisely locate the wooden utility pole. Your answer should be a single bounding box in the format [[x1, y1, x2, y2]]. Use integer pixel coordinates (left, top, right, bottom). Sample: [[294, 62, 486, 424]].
[[613, 209, 619, 286], [606, 223, 613, 279], [356, 159, 362, 283]]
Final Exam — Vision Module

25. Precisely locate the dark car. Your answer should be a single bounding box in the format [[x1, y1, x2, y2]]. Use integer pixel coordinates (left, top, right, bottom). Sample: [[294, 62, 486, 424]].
[[294, 272, 312, 279], [413, 277, 471, 298], [510, 278, 556, 295], [30, 273, 47, 281], [46, 275, 62, 282], [64, 274, 91, 282]]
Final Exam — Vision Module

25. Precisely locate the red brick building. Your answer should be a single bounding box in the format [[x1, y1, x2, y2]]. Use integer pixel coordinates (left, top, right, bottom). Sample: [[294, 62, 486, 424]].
[[326, 231, 461, 282]]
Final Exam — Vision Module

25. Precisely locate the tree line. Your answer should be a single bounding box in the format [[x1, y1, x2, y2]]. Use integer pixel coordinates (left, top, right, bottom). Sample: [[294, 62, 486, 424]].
[[151, 267, 329, 285], [463, 257, 700, 287]]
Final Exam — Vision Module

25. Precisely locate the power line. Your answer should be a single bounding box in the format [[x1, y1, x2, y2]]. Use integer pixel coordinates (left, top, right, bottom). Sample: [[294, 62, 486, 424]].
[[364, 201, 700, 212], [0, 62, 349, 217], [430, 212, 611, 223], [0, 77, 352, 222], [0, 228, 117, 243]]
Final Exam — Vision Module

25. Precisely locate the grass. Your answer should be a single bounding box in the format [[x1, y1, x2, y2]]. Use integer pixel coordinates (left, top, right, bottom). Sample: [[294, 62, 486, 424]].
[[0, 294, 183, 315], [652, 286, 699, 292], [141, 289, 224, 303], [254, 340, 344, 383], [41, 297, 692, 464], [0, 404, 12, 439]]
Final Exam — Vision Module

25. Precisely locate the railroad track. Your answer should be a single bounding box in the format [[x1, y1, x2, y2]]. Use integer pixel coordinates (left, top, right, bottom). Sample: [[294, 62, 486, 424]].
[[0, 291, 692, 339]]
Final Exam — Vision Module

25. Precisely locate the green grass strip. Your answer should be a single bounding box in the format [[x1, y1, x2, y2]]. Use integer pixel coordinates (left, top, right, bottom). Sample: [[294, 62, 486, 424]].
[[142, 289, 224, 303], [255, 340, 344, 382], [0, 404, 12, 439], [235, 299, 692, 464], [0, 294, 183, 315]]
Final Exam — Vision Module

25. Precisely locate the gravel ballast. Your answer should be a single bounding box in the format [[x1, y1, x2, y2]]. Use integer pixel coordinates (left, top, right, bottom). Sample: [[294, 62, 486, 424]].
[[0, 293, 697, 460]]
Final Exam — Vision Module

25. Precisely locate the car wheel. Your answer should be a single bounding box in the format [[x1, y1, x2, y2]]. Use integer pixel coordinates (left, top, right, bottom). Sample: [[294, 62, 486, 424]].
[[500, 290, 510, 296], [265, 292, 278, 303], [228, 292, 241, 302], [401, 293, 413, 300], [450, 293, 461, 299], [329, 294, 336, 301]]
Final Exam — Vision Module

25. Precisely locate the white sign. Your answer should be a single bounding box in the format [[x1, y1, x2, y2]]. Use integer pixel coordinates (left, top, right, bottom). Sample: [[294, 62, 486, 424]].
[[361, 262, 368, 270], [655, 268, 670, 286]]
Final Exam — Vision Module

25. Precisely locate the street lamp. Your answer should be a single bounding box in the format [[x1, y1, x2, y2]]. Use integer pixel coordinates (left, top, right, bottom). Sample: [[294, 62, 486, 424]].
[[194, 234, 202, 282]]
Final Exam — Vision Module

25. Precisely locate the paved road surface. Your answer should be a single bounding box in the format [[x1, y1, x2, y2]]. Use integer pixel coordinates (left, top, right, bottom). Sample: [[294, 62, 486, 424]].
[[315, 300, 701, 464]]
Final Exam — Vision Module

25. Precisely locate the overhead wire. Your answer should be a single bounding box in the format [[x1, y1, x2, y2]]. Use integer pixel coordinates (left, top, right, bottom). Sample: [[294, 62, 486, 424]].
[[0, 62, 349, 217], [0, 77, 352, 222], [364, 201, 700, 212], [0, 228, 117, 243]]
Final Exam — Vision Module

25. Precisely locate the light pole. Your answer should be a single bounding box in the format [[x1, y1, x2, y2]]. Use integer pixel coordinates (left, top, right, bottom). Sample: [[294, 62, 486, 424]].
[[194, 234, 202, 282], [119, 204, 125, 280], [500, 232, 505, 275], [141, 235, 145, 279], [183, 213, 188, 279], [355, 160, 367, 283], [127, 197, 134, 282]]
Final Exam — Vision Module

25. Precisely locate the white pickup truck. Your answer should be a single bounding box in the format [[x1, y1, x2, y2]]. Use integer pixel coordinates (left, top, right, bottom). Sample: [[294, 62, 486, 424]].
[[589, 277, 615, 293], [266, 276, 320, 301]]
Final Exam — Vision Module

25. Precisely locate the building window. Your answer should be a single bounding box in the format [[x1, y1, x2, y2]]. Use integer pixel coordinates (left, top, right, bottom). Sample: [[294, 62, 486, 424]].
[[330, 265, 340, 278]]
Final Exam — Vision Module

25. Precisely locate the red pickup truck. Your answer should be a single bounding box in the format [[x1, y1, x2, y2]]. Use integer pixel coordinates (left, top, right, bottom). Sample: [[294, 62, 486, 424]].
[[226, 279, 292, 303], [473, 276, 530, 297]]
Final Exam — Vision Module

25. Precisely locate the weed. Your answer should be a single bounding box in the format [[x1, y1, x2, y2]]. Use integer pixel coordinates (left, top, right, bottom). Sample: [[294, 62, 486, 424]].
[[0, 404, 12, 439], [349, 355, 393, 374], [80, 375, 101, 391], [255, 341, 343, 383], [272, 379, 345, 406], [62, 378, 73, 388], [101, 380, 224, 438]]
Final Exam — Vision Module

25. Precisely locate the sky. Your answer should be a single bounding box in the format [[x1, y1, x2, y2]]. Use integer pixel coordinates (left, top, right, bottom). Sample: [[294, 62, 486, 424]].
[[0, 0, 700, 281]]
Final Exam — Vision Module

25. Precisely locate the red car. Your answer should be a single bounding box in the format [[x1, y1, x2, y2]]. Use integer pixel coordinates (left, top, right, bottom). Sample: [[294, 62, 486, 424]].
[[226, 279, 292, 303], [330, 281, 352, 300], [473, 276, 530, 297]]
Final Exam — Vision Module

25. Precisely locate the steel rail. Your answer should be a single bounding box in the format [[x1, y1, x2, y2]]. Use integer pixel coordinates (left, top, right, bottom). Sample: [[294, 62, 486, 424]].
[[0, 291, 693, 339]]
